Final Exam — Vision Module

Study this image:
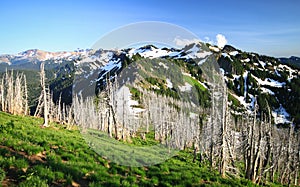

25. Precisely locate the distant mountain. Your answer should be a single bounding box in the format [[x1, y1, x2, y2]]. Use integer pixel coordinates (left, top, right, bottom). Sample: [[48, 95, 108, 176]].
[[0, 43, 299, 127], [279, 56, 300, 68], [0, 49, 92, 70]]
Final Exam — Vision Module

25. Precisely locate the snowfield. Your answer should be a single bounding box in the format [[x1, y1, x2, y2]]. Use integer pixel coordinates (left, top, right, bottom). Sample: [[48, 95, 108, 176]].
[[252, 75, 286, 88], [272, 105, 291, 124], [229, 51, 239, 56], [166, 78, 173, 88], [260, 87, 275, 95], [241, 58, 250, 63], [128, 46, 179, 59], [184, 44, 211, 59], [116, 86, 145, 118], [179, 82, 192, 92]]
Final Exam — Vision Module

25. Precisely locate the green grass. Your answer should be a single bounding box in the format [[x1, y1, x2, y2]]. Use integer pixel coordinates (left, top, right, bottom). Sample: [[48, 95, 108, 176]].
[[0, 111, 266, 186], [183, 75, 206, 91]]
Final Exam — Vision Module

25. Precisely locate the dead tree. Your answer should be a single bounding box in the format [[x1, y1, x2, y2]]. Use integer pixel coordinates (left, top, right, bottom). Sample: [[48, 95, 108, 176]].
[[0, 70, 29, 115], [34, 62, 50, 127]]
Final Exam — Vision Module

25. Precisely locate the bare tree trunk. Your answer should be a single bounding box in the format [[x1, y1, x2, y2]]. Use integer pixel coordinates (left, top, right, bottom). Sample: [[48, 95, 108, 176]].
[[220, 81, 228, 177], [41, 62, 49, 127], [0, 78, 4, 111], [209, 83, 215, 168], [23, 75, 29, 115]]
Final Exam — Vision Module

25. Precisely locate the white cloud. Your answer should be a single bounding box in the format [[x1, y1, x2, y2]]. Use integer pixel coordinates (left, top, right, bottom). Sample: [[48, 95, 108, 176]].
[[216, 34, 227, 48], [173, 37, 201, 47]]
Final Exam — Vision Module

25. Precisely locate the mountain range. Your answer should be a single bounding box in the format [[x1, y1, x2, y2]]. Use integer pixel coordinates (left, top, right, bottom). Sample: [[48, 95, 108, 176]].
[[0, 43, 299, 127]]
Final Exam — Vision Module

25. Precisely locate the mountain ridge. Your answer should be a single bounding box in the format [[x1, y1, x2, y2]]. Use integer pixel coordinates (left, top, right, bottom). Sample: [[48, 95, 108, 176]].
[[0, 42, 299, 127]]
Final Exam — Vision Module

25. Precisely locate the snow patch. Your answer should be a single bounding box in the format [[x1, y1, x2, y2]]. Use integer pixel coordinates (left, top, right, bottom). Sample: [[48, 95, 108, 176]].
[[278, 64, 297, 82], [209, 46, 220, 52], [166, 78, 173, 88], [232, 74, 241, 80], [129, 47, 179, 59], [222, 53, 232, 61], [243, 71, 248, 99], [229, 51, 239, 56], [158, 62, 169, 69], [272, 105, 291, 124], [241, 58, 250, 63], [260, 87, 275, 95], [219, 68, 225, 75], [274, 69, 281, 77], [232, 93, 256, 111], [116, 86, 145, 118], [252, 75, 286, 88], [258, 60, 266, 68], [198, 57, 207, 65], [185, 44, 211, 59], [179, 82, 192, 92]]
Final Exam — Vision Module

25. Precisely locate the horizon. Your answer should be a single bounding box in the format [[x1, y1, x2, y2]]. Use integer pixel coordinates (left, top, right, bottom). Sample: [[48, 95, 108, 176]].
[[0, 0, 299, 58]]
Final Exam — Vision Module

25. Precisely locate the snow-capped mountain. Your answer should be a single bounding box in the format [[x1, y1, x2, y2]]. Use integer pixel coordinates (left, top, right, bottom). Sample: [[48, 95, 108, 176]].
[[0, 49, 94, 66], [215, 45, 300, 126], [0, 43, 299, 127]]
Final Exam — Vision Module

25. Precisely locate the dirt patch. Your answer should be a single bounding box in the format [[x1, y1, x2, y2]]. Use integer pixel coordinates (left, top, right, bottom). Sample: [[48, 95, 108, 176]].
[[0, 145, 46, 163]]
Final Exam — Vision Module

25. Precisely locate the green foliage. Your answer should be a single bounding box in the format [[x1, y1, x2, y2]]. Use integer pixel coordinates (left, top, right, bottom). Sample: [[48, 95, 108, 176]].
[[129, 86, 142, 103], [232, 59, 245, 75], [121, 54, 132, 68], [0, 112, 265, 186], [131, 53, 143, 62], [228, 93, 240, 107], [183, 75, 205, 91], [19, 176, 49, 187], [278, 78, 300, 127], [145, 77, 180, 99], [0, 168, 5, 184], [233, 76, 244, 96], [48, 62, 74, 105]]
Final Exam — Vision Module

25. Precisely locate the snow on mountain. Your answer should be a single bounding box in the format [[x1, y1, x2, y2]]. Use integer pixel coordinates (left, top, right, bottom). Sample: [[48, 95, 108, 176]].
[[258, 60, 266, 68], [179, 82, 192, 92], [128, 45, 180, 59], [183, 44, 211, 59], [241, 58, 250, 63], [272, 105, 291, 124], [116, 86, 145, 118], [229, 51, 239, 56], [260, 87, 275, 95], [277, 64, 298, 82], [166, 78, 173, 88], [252, 75, 286, 88], [243, 71, 248, 98], [1, 43, 299, 126], [209, 46, 220, 52], [0, 49, 92, 65]]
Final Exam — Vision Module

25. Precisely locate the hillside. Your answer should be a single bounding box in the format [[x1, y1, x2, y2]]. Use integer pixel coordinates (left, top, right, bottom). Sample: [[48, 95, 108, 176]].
[[1, 42, 300, 186], [214, 45, 300, 126], [0, 112, 257, 187], [1, 43, 299, 127]]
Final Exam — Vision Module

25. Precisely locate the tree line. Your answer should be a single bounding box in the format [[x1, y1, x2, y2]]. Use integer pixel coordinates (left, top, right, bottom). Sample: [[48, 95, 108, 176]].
[[0, 63, 299, 186]]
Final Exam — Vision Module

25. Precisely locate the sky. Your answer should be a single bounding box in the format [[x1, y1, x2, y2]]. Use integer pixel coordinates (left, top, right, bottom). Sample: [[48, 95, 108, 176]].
[[0, 0, 299, 57]]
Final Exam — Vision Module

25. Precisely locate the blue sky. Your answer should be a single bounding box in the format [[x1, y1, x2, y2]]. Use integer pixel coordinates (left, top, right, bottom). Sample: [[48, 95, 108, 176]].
[[0, 0, 299, 57]]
